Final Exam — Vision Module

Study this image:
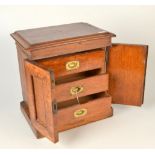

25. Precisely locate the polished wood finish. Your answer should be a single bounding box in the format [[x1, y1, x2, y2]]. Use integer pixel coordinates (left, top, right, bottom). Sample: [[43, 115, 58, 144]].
[[107, 44, 148, 106], [17, 45, 43, 138], [57, 93, 112, 132], [11, 22, 148, 143], [12, 23, 114, 142], [24, 57, 111, 143], [36, 49, 106, 78], [25, 60, 58, 142], [11, 22, 115, 49], [11, 22, 115, 60], [20, 101, 43, 138], [55, 74, 109, 102], [16, 45, 28, 102], [24, 36, 111, 60]]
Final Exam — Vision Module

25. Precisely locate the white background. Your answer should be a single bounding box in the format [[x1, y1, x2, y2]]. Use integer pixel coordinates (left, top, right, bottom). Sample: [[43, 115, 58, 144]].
[[0, 6, 155, 148]]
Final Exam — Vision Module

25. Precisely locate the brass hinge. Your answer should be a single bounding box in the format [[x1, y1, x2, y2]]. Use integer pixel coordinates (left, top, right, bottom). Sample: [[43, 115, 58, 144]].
[[52, 99, 58, 114], [49, 70, 57, 114], [49, 69, 55, 87], [105, 46, 110, 65]]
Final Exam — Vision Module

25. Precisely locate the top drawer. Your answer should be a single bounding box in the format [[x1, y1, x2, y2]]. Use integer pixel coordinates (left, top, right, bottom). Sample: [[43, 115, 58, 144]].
[[36, 49, 106, 78]]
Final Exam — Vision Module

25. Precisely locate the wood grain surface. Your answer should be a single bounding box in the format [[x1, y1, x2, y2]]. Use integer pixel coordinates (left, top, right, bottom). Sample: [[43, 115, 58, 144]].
[[37, 49, 106, 78], [107, 44, 148, 106], [57, 93, 112, 132], [11, 23, 148, 143], [25, 60, 58, 142], [55, 74, 109, 102], [11, 23, 115, 60], [11, 22, 114, 49]]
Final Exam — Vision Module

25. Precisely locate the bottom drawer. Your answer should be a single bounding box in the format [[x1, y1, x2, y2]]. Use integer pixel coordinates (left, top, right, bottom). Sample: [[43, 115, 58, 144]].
[[56, 92, 113, 132]]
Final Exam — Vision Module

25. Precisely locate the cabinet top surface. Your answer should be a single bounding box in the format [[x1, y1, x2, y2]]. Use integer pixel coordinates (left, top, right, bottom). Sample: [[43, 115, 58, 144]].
[[11, 22, 114, 49]]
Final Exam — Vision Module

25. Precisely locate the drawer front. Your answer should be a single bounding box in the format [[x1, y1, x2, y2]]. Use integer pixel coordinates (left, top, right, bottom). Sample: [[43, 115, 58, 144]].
[[56, 95, 112, 132], [37, 49, 105, 78], [55, 74, 109, 102]]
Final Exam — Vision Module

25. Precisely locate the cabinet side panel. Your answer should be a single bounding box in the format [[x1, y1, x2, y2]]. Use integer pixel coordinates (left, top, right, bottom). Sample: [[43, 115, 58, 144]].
[[16, 45, 28, 102]]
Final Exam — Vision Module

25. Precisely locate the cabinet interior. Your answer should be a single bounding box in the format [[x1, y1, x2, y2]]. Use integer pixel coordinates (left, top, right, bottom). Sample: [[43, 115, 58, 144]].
[[55, 68, 103, 85], [57, 92, 110, 109]]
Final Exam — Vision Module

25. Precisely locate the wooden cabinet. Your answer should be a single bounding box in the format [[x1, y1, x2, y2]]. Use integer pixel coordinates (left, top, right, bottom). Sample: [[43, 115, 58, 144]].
[[11, 22, 148, 143]]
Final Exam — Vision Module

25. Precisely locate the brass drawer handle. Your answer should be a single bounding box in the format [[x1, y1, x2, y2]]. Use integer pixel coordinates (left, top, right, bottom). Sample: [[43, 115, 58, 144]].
[[74, 108, 87, 118], [66, 61, 80, 71], [70, 86, 84, 95]]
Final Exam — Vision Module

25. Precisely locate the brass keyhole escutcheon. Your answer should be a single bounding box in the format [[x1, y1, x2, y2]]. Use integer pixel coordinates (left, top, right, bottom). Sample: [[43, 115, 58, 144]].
[[66, 61, 80, 71], [74, 108, 87, 118], [70, 86, 84, 95]]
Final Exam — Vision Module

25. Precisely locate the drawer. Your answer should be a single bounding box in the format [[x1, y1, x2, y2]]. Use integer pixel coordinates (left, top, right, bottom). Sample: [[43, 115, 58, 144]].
[[36, 49, 106, 78], [56, 92, 112, 132], [55, 73, 109, 102]]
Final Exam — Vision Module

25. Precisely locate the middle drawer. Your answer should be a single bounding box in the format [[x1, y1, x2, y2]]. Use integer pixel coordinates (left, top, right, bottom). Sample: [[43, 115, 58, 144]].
[[55, 73, 109, 102]]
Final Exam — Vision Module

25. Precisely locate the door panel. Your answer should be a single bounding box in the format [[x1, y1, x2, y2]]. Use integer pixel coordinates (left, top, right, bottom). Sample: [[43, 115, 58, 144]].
[[25, 60, 58, 142], [107, 44, 148, 106]]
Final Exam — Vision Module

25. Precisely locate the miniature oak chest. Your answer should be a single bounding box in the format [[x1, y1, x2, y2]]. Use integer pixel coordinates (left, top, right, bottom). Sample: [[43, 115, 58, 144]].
[[11, 22, 148, 143]]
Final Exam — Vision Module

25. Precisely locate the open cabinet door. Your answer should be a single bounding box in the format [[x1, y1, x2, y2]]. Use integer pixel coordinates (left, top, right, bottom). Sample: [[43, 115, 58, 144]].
[[25, 60, 58, 143], [107, 44, 148, 106]]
